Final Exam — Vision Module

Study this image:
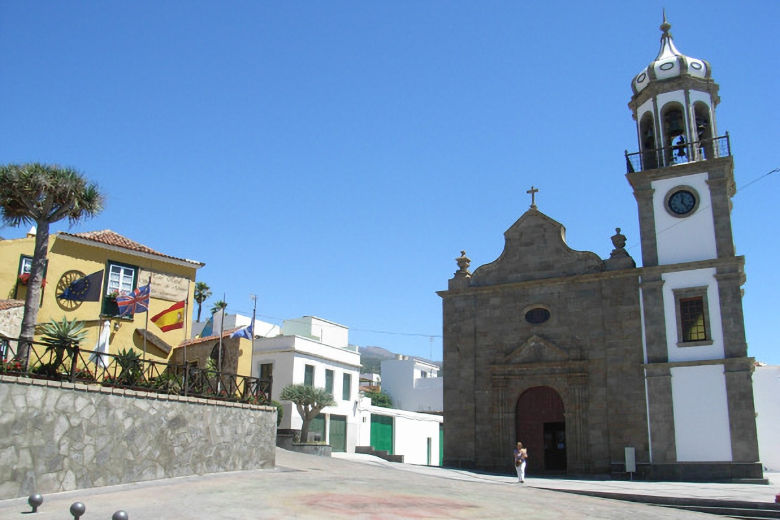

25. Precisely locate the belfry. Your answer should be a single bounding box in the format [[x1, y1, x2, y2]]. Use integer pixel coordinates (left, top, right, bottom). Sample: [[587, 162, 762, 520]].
[[438, 16, 762, 481]]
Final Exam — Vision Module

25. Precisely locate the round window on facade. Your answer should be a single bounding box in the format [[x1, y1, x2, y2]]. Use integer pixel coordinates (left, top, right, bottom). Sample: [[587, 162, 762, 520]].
[[525, 307, 550, 324]]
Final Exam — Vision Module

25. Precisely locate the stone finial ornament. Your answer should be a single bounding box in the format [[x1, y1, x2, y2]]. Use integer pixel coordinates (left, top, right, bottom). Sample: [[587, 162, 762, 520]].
[[610, 227, 627, 252], [605, 227, 636, 270], [455, 250, 471, 277]]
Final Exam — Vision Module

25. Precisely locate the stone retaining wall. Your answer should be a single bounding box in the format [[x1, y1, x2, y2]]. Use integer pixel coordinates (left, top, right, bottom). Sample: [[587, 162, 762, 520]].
[[0, 375, 276, 499]]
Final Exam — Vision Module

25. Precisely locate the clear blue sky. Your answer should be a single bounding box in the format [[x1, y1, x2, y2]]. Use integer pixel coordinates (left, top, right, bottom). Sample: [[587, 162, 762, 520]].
[[2, 2, 778, 363]]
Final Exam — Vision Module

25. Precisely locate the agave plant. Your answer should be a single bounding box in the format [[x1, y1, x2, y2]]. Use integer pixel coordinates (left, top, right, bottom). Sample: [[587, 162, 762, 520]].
[[36, 317, 87, 375], [115, 348, 143, 386]]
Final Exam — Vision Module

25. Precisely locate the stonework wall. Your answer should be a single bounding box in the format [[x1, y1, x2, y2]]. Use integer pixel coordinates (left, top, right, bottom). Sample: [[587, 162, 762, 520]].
[[0, 305, 23, 337], [440, 206, 762, 481], [443, 269, 648, 474], [0, 375, 276, 499]]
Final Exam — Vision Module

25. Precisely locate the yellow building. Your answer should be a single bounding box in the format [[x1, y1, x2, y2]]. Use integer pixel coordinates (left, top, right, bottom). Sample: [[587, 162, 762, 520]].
[[0, 229, 203, 362]]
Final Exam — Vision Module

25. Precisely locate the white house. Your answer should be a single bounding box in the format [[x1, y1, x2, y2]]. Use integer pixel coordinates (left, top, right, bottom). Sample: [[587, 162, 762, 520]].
[[359, 372, 381, 392], [251, 316, 362, 453], [380, 355, 442, 413]]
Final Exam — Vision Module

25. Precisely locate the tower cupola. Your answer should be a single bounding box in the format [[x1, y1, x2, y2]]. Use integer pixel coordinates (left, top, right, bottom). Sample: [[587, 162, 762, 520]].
[[626, 14, 727, 172], [631, 15, 712, 96]]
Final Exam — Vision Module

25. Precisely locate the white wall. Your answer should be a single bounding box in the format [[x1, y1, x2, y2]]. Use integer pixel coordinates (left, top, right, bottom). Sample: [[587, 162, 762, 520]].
[[754, 365, 780, 471], [366, 405, 443, 466], [282, 316, 349, 349], [652, 172, 717, 265], [670, 364, 732, 462], [662, 268, 724, 362], [381, 358, 442, 412]]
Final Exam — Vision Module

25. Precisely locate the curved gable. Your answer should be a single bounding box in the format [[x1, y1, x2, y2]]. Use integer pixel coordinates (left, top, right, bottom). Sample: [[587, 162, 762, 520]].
[[471, 209, 603, 286]]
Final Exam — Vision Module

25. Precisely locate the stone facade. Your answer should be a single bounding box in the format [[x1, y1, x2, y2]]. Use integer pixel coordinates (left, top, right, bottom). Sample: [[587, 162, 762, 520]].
[[0, 375, 276, 499], [438, 17, 762, 482], [439, 209, 762, 480], [439, 210, 648, 474]]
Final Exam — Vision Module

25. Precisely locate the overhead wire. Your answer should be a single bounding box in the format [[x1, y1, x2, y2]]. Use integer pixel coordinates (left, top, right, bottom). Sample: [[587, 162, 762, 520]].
[[626, 165, 778, 251], [210, 168, 778, 342]]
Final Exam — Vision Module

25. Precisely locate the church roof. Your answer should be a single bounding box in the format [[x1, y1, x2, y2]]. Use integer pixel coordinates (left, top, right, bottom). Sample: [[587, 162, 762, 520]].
[[631, 13, 711, 95]]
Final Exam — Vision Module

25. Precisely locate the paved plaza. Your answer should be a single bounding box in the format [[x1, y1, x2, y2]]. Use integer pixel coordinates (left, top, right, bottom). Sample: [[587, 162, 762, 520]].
[[1, 449, 777, 519]]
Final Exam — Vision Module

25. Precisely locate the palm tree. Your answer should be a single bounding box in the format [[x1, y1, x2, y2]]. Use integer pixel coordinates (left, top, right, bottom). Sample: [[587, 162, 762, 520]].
[[210, 299, 227, 315], [193, 281, 211, 322], [210, 298, 228, 371], [0, 163, 103, 363]]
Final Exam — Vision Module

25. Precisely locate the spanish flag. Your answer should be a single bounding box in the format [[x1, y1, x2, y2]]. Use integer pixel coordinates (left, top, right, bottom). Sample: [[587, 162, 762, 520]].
[[151, 300, 185, 332]]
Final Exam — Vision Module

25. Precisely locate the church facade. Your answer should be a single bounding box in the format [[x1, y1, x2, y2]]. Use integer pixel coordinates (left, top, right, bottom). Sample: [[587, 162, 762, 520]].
[[438, 17, 762, 481]]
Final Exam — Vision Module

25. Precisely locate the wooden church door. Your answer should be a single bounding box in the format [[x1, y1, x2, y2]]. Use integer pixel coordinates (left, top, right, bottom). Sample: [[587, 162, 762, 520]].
[[516, 386, 567, 473]]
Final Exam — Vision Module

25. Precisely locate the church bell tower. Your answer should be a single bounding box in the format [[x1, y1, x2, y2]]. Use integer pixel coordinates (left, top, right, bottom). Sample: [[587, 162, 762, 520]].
[[625, 15, 762, 479]]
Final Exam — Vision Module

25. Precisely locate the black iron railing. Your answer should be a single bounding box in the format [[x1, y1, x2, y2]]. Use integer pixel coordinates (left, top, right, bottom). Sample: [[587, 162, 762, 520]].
[[625, 133, 731, 173], [0, 335, 271, 405]]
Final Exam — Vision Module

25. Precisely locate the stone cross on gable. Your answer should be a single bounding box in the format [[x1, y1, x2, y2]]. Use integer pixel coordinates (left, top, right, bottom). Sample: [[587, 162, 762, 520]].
[[526, 186, 539, 209]]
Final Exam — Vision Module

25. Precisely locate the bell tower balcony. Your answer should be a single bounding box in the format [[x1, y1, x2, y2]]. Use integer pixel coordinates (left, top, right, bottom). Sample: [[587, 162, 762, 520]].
[[626, 134, 731, 173]]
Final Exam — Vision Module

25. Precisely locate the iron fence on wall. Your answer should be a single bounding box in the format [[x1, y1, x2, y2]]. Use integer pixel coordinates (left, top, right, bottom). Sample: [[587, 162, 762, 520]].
[[0, 335, 271, 405]]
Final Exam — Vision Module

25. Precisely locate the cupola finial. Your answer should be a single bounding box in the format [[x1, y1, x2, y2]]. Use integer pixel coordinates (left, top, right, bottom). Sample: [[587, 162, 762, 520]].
[[655, 9, 680, 60], [660, 9, 671, 35]]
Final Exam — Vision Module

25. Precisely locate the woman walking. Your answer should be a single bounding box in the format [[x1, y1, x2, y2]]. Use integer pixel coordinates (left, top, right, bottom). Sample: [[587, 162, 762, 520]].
[[513, 441, 528, 483]]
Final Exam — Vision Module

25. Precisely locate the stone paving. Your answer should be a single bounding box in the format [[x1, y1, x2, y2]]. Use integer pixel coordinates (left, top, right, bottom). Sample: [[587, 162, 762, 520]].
[[0, 448, 777, 519]]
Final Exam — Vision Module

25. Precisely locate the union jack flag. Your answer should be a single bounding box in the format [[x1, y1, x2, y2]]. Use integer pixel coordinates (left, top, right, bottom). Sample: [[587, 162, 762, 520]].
[[116, 284, 150, 316]]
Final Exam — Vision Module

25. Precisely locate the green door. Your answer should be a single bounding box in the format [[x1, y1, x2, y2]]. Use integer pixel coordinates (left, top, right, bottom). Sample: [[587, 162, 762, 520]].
[[370, 414, 393, 454], [309, 414, 325, 442], [329, 415, 347, 452], [439, 423, 444, 466]]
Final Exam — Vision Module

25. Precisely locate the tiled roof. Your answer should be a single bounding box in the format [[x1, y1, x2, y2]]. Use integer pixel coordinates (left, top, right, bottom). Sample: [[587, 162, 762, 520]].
[[177, 327, 243, 348], [0, 299, 25, 311], [59, 230, 203, 266]]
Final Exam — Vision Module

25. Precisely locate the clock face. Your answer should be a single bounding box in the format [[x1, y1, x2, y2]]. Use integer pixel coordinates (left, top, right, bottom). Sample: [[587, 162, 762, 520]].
[[667, 189, 697, 216]]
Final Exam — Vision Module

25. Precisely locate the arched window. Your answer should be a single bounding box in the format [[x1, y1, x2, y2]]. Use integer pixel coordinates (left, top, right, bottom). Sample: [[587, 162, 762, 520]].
[[639, 112, 658, 170], [694, 102, 713, 159], [662, 103, 687, 165]]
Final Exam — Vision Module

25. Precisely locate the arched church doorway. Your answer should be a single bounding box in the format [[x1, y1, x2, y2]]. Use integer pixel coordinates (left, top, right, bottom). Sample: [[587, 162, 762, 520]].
[[516, 386, 566, 473]]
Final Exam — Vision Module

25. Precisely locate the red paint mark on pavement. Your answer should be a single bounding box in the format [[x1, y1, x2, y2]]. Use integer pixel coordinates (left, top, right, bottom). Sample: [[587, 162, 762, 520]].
[[299, 493, 479, 519]]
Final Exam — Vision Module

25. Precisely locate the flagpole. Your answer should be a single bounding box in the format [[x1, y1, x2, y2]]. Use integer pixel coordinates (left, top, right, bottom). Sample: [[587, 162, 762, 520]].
[[184, 279, 190, 368], [218, 292, 225, 372], [250, 294, 256, 398], [143, 275, 151, 362]]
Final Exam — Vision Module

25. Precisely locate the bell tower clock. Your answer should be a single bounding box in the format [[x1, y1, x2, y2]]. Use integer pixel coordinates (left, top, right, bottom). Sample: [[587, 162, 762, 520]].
[[625, 14, 761, 479]]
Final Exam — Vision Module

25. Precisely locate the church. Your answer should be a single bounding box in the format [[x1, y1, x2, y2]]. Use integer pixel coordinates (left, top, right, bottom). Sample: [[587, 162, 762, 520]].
[[438, 16, 762, 481]]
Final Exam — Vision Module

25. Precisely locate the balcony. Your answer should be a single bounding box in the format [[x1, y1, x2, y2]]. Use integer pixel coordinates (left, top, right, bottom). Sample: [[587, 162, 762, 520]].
[[625, 134, 731, 173]]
